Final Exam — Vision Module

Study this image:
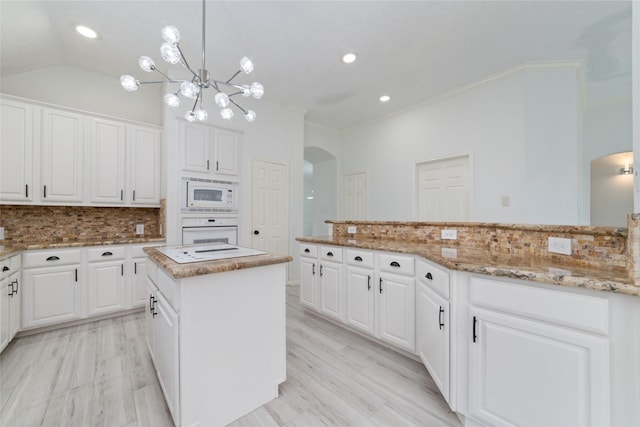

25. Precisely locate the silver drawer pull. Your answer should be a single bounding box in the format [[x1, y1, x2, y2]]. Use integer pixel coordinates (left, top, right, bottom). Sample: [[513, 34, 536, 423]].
[[46, 256, 60, 261]]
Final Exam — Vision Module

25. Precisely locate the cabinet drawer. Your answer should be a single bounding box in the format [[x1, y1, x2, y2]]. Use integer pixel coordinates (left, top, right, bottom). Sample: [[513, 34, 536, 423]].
[[416, 258, 450, 299], [156, 268, 179, 310], [1, 255, 18, 279], [319, 246, 342, 262], [299, 244, 317, 258], [87, 246, 126, 262], [146, 259, 158, 283], [345, 249, 374, 268], [377, 253, 414, 276], [469, 276, 609, 335], [22, 248, 83, 268]]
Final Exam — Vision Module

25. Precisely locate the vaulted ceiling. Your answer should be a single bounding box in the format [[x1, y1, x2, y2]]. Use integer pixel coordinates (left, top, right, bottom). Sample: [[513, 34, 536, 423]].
[[0, 1, 632, 130]]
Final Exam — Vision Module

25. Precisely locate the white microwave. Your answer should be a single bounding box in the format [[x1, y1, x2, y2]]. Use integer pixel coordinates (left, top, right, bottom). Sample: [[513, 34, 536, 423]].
[[186, 180, 236, 209]]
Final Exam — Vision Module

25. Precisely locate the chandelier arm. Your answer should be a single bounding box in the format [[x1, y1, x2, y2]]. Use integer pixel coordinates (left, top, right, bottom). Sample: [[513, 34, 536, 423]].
[[226, 70, 242, 84], [227, 91, 244, 97], [153, 68, 175, 81], [229, 98, 247, 114], [191, 93, 200, 112], [137, 80, 181, 85], [211, 79, 241, 89], [176, 44, 199, 79]]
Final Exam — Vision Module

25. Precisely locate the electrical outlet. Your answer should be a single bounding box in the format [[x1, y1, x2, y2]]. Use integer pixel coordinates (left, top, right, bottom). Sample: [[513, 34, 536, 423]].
[[0, 227, 4, 240], [347, 226, 357, 234], [548, 237, 572, 255], [441, 247, 458, 258], [441, 229, 457, 240], [136, 224, 144, 235]]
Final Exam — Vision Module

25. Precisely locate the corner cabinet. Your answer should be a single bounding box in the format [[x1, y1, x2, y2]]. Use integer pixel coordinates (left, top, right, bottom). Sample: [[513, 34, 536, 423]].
[[0, 99, 33, 202]]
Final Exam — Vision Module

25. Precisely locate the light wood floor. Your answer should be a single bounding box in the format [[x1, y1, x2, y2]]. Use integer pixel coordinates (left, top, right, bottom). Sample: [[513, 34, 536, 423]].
[[1, 285, 462, 427]]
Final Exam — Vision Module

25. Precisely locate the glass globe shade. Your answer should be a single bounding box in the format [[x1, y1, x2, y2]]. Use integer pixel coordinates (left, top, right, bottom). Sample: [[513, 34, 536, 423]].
[[161, 26, 181, 43], [185, 111, 196, 122], [164, 93, 180, 107], [180, 81, 199, 99], [220, 108, 234, 120], [160, 43, 181, 64], [240, 57, 254, 74], [138, 56, 156, 72], [195, 109, 208, 121], [241, 85, 251, 97], [214, 92, 230, 108], [250, 82, 264, 99], [245, 110, 256, 122], [120, 75, 138, 92]]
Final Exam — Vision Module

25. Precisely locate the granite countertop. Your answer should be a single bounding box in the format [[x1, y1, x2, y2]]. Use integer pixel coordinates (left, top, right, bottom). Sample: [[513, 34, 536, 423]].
[[0, 237, 166, 260], [296, 236, 639, 297], [144, 247, 293, 279]]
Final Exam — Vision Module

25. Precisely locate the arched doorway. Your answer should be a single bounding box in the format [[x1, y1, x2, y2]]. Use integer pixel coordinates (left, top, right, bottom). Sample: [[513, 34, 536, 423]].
[[304, 147, 337, 236]]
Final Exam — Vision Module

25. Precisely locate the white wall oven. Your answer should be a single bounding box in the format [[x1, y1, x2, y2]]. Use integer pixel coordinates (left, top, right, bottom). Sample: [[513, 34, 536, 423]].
[[182, 217, 238, 245]]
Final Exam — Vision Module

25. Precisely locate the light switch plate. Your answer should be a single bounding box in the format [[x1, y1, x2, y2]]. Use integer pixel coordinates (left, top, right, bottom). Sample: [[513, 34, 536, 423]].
[[441, 229, 457, 240], [136, 224, 144, 235], [548, 237, 571, 255], [347, 226, 357, 234]]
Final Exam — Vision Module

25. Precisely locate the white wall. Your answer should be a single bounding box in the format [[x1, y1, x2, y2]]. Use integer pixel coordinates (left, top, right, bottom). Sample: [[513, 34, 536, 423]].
[[0, 65, 163, 125], [340, 64, 582, 224]]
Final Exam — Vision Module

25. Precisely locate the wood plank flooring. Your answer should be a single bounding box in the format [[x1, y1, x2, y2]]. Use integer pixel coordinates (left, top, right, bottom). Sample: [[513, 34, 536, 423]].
[[0, 285, 462, 426]]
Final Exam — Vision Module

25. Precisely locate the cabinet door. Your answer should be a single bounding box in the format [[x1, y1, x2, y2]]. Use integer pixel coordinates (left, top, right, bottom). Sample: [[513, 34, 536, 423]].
[[377, 273, 415, 352], [41, 108, 84, 202], [318, 262, 342, 321], [468, 308, 610, 427], [0, 278, 9, 351], [145, 277, 157, 362], [87, 261, 126, 316], [129, 125, 161, 206], [300, 258, 317, 309], [0, 99, 33, 202], [8, 272, 21, 340], [345, 265, 375, 335], [213, 128, 239, 176], [88, 118, 126, 204], [131, 257, 148, 308], [154, 291, 180, 425], [181, 121, 211, 173], [416, 281, 449, 403], [22, 265, 82, 329]]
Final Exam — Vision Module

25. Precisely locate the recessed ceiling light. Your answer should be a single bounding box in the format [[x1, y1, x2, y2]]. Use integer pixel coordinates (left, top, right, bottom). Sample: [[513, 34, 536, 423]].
[[76, 25, 98, 39], [342, 53, 357, 64], [379, 95, 391, 103]]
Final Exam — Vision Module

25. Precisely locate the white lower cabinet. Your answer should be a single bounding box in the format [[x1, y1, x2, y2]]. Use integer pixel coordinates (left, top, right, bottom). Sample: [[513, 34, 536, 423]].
[[8, 271, 21, 342], [87, 246, 126, 316], [377, 271, 415, 352], [145, 263, 180, 426], [131, 256, 150, 307], [300, 256, 317, 309], [465, 275, 612, 427], [22, 263, 82, 329], [416, 260, 450, 405], [345, 264, 375, 335], [318, 246, 343, 321]]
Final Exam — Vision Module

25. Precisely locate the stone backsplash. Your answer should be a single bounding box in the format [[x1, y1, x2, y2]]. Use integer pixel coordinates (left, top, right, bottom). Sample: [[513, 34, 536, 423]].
[[0, 204, 164, 244], [328, 220, 628, 271]]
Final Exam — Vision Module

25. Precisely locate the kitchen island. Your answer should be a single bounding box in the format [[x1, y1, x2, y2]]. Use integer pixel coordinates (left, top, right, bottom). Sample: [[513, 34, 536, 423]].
[[144, 245, 291, 427]]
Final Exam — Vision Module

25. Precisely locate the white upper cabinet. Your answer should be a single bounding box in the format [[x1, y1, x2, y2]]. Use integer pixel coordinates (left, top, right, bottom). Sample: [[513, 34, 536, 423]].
[[180, 121, 240, 178], [213, 128, 240, 176], [88, 118, 127, 204], [40, 108, 84, 203], [129, 125, 161, 206], [0, 96, 161, 207], [0, 99, 33, 202]]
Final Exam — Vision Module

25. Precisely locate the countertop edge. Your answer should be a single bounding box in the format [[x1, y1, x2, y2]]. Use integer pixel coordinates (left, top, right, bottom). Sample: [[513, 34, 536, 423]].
[[0, 238, 166, 260], [144, 247, 293, 279], [296, 236, 639, 297]]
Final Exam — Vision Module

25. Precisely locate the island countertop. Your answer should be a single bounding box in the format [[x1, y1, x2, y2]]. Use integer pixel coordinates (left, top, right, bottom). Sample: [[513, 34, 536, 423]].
[[144, 246, 292, 279], [296, 235, 639, 297]]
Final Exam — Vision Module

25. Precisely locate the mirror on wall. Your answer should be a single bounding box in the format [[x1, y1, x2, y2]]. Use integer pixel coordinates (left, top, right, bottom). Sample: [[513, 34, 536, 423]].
[[591, 151, 634, 227]]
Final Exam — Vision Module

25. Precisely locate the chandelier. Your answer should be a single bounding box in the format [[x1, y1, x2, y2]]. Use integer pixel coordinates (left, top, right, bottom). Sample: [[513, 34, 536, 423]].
[[120, 0, 263, 122]]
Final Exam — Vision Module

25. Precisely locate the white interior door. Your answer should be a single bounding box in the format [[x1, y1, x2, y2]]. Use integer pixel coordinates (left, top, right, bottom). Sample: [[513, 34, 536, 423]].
[[251, 160, 289, 255], [342, 172, 367, 219], [416, 155, 470, 221]]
